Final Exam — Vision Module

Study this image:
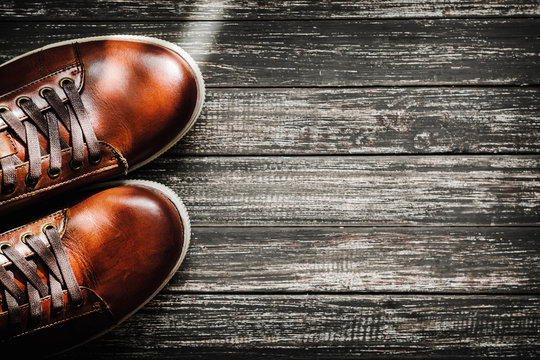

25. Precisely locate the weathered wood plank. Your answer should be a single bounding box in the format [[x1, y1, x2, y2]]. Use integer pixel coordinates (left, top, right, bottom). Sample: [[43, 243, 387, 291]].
[[60, 295, 540, 359], [1, 20, 539, 86], [173, 227, 540, 293], [1, 1, 538, 20], [135, 155, 540, 226], [178, 87, 540, 155]]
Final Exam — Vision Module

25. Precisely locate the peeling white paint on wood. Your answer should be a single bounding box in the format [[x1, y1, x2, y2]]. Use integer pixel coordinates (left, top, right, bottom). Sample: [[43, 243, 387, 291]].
[[60, 295, 540, 359], [174, 88, 540, 155], [137, 155, 540, 226], [170, 227, 540, 293], [1, 2, 537, 358], [0, 19, 538, 86], [1, 0, 539, 20]]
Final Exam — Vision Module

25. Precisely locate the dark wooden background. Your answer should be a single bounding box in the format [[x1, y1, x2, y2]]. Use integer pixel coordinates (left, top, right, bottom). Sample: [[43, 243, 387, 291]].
[[1, 1, 539, 358]]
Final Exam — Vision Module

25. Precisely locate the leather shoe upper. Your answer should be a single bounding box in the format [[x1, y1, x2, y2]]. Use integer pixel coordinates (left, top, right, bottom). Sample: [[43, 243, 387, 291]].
[[0, 36, 203, 215], [0, 181, 189, 356]]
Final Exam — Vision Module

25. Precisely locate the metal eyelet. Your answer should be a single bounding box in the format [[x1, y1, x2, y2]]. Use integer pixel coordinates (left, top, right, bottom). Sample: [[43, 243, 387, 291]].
[[15, 96, 31, 108], [72, 299, 84, 309], [69, 159, 82, 171], [0, 105, 10, 112], [52, 307, 64, 316], [59, 78, 74, 87], [89, 154, 102, 165], [39, 87, 54, 98], [42, 223, 57, 234], [47, 167, 61, 179], [2, 183, 15, 195], [20, 232, 33, 244], [25, 174, 39, 188], [0, 242, 11, 255], [51, 305, 64, 317]]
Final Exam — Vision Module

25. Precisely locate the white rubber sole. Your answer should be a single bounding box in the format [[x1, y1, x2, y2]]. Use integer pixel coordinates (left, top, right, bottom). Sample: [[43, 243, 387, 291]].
[[1, 35, 206, 172]]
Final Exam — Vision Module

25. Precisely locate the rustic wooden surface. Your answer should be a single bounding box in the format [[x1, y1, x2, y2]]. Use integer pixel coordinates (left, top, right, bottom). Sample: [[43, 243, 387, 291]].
[[138, 155, 540, 226], [181, 88, 540, 155], [1, 1, 539, 358], [69, 295, 540, 359], [171, 227, 540, 293], [1, 0, 539, 20], [1, 20, 539, 86]]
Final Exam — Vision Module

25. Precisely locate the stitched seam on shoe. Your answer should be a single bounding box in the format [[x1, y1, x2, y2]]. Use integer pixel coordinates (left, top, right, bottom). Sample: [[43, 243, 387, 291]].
[[8, 147, 78, 171], [101, 141, 129, 174], [0, 132, 18, 159], [0, 62, 80, 101], [0, 287, 97, 318], [0, 141, 127, 205], [0, 210, 68, 267], [10, 307, 105, 339], [1, 142, 124, 172], [0, 164, 119, 206], [100, 140, 129, 174], [0, 210, 64, 238]]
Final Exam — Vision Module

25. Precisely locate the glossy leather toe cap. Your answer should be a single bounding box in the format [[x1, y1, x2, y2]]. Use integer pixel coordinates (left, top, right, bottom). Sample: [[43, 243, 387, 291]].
[[63, 183, 187, 321], [78, 38, 202, 168]]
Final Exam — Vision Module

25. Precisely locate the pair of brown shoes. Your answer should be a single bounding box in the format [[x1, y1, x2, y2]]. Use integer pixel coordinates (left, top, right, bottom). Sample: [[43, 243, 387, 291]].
[[0, 36, 205, 356]]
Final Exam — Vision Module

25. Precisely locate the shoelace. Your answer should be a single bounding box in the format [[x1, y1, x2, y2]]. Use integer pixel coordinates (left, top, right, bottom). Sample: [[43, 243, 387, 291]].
[[0, 225, 82, 327], [0, 78, 101, 194]]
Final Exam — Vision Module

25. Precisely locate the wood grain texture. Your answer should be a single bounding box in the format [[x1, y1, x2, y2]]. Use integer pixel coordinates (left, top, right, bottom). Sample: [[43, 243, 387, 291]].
[[59, 295, 540, 359], [1, 1, 538, 357], [0, 19, 539, 86], [173, 227, 540, 293], [178, 87, 540, 155], [1, 0, 538, 20], [135, 155, 540, 226]]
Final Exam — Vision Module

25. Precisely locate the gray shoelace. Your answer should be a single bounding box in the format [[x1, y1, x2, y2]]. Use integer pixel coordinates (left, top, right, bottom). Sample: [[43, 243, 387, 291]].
[[0, 79, 101, 194], [0, 225, 83, 329]]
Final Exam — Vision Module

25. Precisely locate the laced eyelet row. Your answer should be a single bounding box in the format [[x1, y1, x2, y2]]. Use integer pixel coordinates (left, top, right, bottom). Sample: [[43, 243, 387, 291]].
[[3, 158, 101, 193], [2, 168, 62, 193], [1, 225, 60, 250], [0, 76, 102, 195], [0, 222, 84, 319], [0, 79, 74, 108], [20, 223, 57, 244], [6, 79, 75, 111]]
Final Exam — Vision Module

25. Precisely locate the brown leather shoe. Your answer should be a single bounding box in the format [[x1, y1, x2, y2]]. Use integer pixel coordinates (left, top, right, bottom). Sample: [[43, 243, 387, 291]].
[[0, 35, 204, 214], [0, 180, 190, 356]]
